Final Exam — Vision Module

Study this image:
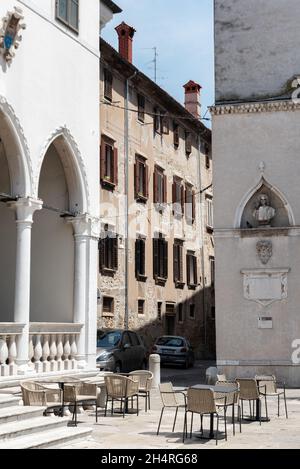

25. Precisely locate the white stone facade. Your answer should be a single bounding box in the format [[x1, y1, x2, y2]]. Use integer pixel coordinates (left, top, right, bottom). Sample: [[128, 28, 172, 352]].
[[213, 0, 300, 386], [0, 0, 103, 378]]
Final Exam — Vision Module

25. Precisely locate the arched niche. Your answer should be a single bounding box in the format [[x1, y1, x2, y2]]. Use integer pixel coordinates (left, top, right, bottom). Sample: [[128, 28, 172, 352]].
[[237, 178, 295, 229]]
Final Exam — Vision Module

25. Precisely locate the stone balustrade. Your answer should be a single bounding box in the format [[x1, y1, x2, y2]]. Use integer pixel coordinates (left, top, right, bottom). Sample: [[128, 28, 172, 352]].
[[0, 323, 83, 377]]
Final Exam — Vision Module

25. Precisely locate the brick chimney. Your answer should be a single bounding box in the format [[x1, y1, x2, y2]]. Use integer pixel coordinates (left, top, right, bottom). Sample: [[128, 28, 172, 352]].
[[115, 22, 136, 63], [183, 80, 202, 119]]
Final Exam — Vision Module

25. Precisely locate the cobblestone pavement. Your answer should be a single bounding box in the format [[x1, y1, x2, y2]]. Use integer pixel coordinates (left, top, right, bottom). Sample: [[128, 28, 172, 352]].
[[60, 362, 300, 449]]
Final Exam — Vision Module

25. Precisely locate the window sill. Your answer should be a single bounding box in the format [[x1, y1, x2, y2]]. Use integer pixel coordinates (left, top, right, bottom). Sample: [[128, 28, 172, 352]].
[[136, 274, 147, 283], [136, 194, 148, 204], [175, 281, 185, 289], [101, 268, 117, 277], [55, 16, 79, 35], [102, 313, 114, 318], [155, 276, 167, 287], [188, 284, 197, 291], [101, 179, 116, 191]]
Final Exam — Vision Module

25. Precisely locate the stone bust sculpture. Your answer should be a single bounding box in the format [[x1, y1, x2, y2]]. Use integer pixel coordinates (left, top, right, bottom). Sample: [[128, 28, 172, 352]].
[[253, 194, 275, 226]]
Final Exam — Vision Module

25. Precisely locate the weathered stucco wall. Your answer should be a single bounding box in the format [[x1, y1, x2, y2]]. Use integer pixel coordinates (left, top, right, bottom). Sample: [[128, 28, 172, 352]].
[[215, 0, 300, 102]]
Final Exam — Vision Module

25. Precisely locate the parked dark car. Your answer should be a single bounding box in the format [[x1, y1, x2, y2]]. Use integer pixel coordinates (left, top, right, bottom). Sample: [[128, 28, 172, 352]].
[[151, 336, 194, 369], [96, 329, 147, 373]]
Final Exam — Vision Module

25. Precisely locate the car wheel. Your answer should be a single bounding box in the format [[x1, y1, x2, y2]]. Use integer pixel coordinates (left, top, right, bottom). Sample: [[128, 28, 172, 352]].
[[114, 362, 122, 373]]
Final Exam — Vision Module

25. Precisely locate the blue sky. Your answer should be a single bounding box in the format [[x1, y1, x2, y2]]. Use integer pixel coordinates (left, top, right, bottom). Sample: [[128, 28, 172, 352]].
[[102, 0, 214, 122]]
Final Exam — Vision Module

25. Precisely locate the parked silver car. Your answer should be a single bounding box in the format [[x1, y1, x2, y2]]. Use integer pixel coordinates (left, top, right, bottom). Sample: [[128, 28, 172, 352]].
[[151, 335, 194, 369]]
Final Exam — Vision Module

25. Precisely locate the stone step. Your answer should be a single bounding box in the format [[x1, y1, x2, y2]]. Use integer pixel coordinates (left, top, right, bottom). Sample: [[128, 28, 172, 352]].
[[0, 416, 70, 441], [0, 426, 93, 449], [0, 395, 21, 409], [0, 406, 45, 424]]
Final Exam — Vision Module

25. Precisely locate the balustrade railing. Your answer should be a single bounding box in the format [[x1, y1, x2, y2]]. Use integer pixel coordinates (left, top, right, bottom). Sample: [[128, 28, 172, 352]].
[[0, 323, 24, 377]]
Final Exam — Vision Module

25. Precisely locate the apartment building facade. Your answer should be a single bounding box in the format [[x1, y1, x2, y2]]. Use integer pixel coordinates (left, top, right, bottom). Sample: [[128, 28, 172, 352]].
[[99, 23, 214, 357]]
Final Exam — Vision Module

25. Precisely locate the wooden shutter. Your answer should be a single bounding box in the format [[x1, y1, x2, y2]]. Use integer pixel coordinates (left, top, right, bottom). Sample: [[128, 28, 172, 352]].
[[141, 239, 145, 276], [174, 123, 179, 147], [193, 256, 198, 285], [153, 238, 159, 279], [181, 185, 185, 215], [144, 163, 149, 199], [153, 168, 158, 203], [100, 139, 106, 181], [179, 245, 183, 282], [154, 108, 159, 133], [173, 244, 178, 283], [162, 115, 169, 134], [134, 162, 139, 198], [163, 240, 168, 279], [172, 181, 176, 205], [163, 174, 167, 204], [187, 254, 190, 286], [99, 238, 105, 272], [135, 239, 140, 278], [192, 190, 196, 223], [113, 236, 118, 271], [113, 147, 118, 185]]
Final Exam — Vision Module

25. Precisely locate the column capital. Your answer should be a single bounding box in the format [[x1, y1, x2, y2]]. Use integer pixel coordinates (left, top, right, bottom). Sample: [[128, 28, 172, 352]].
[[8, 197, 43, 223], [67, 214, 100, 239]]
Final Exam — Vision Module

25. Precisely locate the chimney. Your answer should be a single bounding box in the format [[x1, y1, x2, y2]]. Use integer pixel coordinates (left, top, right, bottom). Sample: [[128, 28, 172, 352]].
[[183, 80, 202, 119], [115, 22, 136, 63]]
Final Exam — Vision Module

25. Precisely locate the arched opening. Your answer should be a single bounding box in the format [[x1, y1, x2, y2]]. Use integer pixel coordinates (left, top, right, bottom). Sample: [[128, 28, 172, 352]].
[[237, 178, 294, 229], [30, 137, 79, 323]]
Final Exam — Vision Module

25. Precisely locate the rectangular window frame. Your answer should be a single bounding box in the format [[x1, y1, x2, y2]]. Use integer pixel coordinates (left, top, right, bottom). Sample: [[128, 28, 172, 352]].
[[173, 239, 185, 289], [187, 251, 198, 290], [154, 165, 167, 206], [135, 237, 147, 282], [206, 195, 213, 232], [177, 303, 184, 324], [100, 136, 118, 190], [173, 122, 180, 148], [99, 226, 119, 276], [137, 94, 145, 123], [56, 0, 79, 33], [104, 68, 113, 102], [173, 177, 184, 218], [134, 155, 149, 202], [185, 184, 196, 224], [102, 296, 114, 317], [138, 299, 145, 316], [185, 131, 192, 156], [189, 304, 195, 320], [157, 302, 163, 322], [153, 234, 168, 286]]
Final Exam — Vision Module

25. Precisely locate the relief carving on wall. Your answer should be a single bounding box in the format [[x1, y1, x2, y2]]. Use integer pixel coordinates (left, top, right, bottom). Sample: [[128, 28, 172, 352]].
[[0, 7, 26, 63], [256, 240, 273, 265], [253, 194, 276, 227], [241, 268, 289, 307]]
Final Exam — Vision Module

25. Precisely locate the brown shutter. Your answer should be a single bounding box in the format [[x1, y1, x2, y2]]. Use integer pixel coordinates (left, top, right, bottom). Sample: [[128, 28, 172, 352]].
[[141, 239, 145, 276], [145, 163, 149, 199], [163, 174, 167, 204], [193, 256, 198, 285], [173, 244, 178, 283], [153, 168, 158, 203], [192, 190, 196, 223], [99, 238, 105, 272], [172, 181, 176, 205], [153, 238, 159, 279], [162, 115, 169, 134], [100, 139, 106, 181], [135, 239, 140, 278], [181, 185, 185, 215], [134, 161, 139, 198], [179, 245, 184, 282], [113, 147, 118, 185], [187, 254, 190, 286], [113, 236, 118, 271], [163, 240, 168, 279]]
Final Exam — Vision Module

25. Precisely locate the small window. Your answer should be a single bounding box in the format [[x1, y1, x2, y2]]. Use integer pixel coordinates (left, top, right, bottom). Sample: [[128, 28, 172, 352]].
[[104, 69, 113, 102], [134, 155, 149, 202], [187, 252, 197, 289], [172, 177, 184, 217], [100, 136, 118, 189], [153, 234, 168, 285], [185, 132, 192, 156], [178, 303, 184, 323], [210, 256, 215, 288], [205, 144, 210, 169], [56, 0, 79, 33], [185, 184, 196, 224], [99, 226, 118, 275], [138, 299, 145, 315], [154, 166, 167, 205], [135, 238, 146, 281], [189, 304, 195, 320], [102, 297, 114, 316], [157, 302, 162, 321], [206, 196, 213, 231], [173, 122, 180, 148], [154, 109, 168, 135], [138, 94, 145, 123], [173, 240, 184, 288]]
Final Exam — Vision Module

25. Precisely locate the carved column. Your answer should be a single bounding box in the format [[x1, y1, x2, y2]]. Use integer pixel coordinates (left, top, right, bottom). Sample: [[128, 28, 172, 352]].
[[8, 198, 43, 373]]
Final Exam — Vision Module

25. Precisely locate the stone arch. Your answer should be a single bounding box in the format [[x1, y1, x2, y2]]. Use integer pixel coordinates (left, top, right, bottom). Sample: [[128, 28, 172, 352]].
[[36, 127, 90, 214], [235, 177, 295, 229], [0, 96, 32, 196]]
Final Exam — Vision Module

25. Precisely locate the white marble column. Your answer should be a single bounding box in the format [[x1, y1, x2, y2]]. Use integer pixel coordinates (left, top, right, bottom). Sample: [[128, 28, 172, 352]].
[[8, 198, 42, 372], [68, 215, 99, 369]]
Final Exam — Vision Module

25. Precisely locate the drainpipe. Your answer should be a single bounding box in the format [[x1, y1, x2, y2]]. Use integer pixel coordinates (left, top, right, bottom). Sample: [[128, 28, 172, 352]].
[[197, 136, 207, 357], [124, 71, 137, 330]]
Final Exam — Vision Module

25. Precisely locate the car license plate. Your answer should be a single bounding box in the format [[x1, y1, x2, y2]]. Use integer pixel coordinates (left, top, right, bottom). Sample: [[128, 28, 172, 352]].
[[162, 349, 175, 354]]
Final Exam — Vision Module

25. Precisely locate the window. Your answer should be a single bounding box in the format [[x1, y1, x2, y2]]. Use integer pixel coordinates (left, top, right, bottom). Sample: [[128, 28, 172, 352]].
[[129, 332, 140, 346], [56, 0, 79, 32], [185, 184, 196, 223], [185, 131, 192, 156], [154, 166, 167, 205], [211, 306, 216, 320], [173, 122, 180, 148], [137, 94, 145, 122], [99, 225, 118, 275], [210, 256, 215, 288], [153, 234, 168, 285], [178, 303, 184, 323], [154, 109, 169, 135], [206, 196, 213, 231], [138, 299, 145, 315], [173, 240, 184, 288], [104, 69, 113, 102], [102, 297, 114, 316], [134, 155, 149, 202], [187, 252, 197, 289], [205, 144, 210, 169], [157, 302, 162, 321], [172, 177, 184, 217], [100, 136, 118, 189], [189, 304, 195, 320], [135, 238, 146, 281]]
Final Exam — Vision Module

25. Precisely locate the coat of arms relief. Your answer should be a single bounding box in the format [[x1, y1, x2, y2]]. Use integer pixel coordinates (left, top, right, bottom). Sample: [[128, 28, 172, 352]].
[[0, 7, 26, 63]]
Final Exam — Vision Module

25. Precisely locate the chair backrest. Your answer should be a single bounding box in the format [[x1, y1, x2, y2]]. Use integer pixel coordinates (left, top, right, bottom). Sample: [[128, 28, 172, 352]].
[[129, 371, 153, 391], [206, 366, 218, 385], [104, 374, 138, 399], [187, 387, 216, 414], [236, 378, 259, 400], [255, 375, 277, 394], [215, 381, 239, 405], [20, 381, 47, 406], [158, 382, 179, 407], [217, 374, 227, 382]]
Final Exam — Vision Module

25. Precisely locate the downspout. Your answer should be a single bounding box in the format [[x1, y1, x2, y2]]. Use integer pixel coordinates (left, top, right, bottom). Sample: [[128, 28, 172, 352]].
[[124, 71, 137, 330], [197, 136, 207, 357]]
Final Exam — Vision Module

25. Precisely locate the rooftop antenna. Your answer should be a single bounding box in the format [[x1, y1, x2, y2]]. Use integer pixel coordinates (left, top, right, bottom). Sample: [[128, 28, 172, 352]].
[[141, 46, 158, 82]]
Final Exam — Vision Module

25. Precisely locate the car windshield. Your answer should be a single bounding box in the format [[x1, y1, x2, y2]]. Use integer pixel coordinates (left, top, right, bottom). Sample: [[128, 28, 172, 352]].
[[156, 337, 184, 347], [97, 331, 121, 348]]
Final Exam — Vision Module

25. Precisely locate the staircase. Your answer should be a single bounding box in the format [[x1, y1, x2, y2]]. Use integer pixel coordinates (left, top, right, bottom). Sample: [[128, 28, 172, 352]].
[[0, 394, 93, 449]]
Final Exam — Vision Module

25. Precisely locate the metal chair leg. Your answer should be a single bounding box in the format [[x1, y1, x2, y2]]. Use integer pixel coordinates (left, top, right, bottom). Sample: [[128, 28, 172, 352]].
[[157, 407, 164, 435], [232, 404, 235, 436], [95, 400, 98, 423], [183, 411, 187, 443], [137, 395, 139, 416], [148, 392, 151, 410], [216, 414, 219, 446], [104, 396, 108, 417], [238, 405, 242, 433], [172, 407, 178, 432], [278, 395, 280, 417], [265, 395, 268, 421], [284, 391, 288, 419], [190, 412, 194, 439], [200, 414, 203, 435], [224, 408, 227, 441]]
